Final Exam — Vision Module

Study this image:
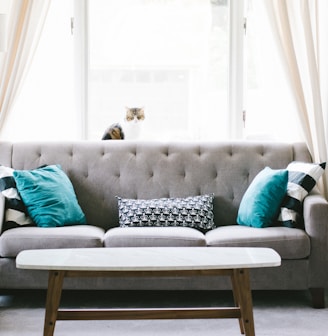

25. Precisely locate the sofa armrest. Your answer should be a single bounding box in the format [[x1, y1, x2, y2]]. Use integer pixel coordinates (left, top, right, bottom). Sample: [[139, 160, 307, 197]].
[[0, 193, 5, 235], [303, 191, 328, 289]]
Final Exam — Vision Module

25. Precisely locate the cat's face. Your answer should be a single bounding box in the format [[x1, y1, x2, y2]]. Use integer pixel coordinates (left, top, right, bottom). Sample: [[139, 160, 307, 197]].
[[125, 107, 145, 122]]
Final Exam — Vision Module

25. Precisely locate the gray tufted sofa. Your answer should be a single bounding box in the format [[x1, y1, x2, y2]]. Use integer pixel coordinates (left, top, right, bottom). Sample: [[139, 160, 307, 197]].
[[0, 140, 327, 308]]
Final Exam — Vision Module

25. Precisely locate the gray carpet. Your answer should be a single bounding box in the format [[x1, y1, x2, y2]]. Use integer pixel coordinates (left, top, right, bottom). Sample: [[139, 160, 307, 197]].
[[0, 290, 327, 336]]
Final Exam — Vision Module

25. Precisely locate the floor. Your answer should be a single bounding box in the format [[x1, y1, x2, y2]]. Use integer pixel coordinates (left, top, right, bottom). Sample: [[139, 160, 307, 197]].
[[0, 289, 327, 336]]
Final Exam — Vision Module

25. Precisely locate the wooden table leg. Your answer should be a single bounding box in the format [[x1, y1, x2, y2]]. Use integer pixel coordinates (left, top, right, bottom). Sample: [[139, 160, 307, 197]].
[[44, 270, 65, 336], [231, 273, 245, 334], [233, 269, 255, 336]]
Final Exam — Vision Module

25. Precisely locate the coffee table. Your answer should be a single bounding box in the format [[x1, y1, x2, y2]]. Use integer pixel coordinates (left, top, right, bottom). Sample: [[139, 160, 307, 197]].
[[16, 247, 280, 336]]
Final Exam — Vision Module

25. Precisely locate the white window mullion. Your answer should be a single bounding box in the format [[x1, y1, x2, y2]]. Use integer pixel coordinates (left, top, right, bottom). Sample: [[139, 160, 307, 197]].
[[228, 0, 245, 139], [73, 0, 88, 139]]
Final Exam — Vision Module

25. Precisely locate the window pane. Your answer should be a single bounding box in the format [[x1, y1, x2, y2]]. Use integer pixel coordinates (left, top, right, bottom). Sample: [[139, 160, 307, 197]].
[[88, 0, 229, 140], [244, 0, 302, 142]]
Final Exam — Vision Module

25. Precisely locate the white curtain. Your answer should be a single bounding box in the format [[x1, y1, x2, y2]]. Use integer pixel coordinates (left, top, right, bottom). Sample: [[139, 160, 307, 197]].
[[0, 0, 51, 132], [263, 0, 328, 197]]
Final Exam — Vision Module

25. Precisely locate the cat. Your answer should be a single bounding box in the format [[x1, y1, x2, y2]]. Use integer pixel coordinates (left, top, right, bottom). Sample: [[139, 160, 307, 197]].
[[123, 107, 145, 139], [125, 107, 145, 122], [102, 107, 145, 140], [101, 123, 125, 140]]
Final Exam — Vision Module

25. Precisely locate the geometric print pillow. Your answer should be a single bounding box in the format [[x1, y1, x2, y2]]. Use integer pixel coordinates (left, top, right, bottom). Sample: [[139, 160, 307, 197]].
[[0, 165, 33, 233], [277, 161, 326, 229], [117, 194, 215, 231]]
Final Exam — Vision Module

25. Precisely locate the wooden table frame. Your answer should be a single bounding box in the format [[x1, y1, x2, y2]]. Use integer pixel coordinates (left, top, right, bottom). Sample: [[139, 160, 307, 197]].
[[44, 268, 255, 336]]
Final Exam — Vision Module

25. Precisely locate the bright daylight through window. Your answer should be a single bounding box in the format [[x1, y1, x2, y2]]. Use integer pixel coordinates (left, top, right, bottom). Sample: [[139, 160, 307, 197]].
[[3, 0, 301, 142], [88, 0, 229, 140]]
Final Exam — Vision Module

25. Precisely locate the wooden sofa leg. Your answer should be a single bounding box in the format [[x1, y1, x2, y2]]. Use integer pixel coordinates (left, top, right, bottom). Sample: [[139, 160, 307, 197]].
[[309, 288, 325, 308]]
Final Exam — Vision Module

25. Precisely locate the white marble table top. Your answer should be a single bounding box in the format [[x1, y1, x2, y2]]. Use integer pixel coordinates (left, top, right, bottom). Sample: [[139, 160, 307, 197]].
[[16, 247, 281, 272]]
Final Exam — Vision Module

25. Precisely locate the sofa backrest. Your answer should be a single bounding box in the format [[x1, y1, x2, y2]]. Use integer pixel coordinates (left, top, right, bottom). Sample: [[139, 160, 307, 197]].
[[0, 141, 312, 230]]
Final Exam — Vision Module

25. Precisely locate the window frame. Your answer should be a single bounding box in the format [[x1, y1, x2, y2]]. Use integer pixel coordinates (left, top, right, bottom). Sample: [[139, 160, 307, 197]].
[[74, 0, 246, 140]]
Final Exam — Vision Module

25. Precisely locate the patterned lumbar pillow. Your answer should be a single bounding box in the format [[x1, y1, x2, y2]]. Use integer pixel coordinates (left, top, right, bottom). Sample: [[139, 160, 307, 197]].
[[117, 194, 215, 231], [0, 165, 33, 233], [278, 161, 326, 229]]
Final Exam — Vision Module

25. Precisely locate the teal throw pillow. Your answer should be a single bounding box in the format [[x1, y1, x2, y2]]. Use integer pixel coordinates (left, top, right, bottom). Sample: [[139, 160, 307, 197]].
[[13, 165, 86, 228], [237, 167, 288, 228]]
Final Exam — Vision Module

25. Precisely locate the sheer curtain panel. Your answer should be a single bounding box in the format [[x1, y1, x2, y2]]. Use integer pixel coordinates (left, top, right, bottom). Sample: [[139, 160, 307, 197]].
[[264, 0, 328, 197], [0, 0, 50, 132]]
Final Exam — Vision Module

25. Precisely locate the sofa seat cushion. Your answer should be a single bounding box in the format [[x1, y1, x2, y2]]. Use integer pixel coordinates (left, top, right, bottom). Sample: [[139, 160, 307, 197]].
[[0, 225, 105, 257], [205, 225, 310, 259], [104, 227, 206, 247]]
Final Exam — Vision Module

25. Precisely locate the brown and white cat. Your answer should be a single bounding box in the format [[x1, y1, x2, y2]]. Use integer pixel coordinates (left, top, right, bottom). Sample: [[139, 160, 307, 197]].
[[123, 107, 145, 139], [102, 107, 145, 140], [125, 107, 145, 122]]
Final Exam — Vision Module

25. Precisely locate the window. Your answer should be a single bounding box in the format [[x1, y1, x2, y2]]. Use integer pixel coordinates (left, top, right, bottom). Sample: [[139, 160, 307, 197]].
[[244, 0, 302, 141], [4, 0, 302, 142], [87, 0, 230, 140]]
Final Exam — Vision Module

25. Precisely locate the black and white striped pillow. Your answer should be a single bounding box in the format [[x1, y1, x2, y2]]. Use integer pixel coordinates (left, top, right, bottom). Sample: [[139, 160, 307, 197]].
[[278, 161, 326, 229], [0, 165, 33, 233]]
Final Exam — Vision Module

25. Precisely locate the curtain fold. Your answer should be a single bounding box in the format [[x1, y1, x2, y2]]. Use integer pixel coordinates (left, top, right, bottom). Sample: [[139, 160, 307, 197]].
[[0, 0, 51, 132], [264, 0, 328, 198]]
